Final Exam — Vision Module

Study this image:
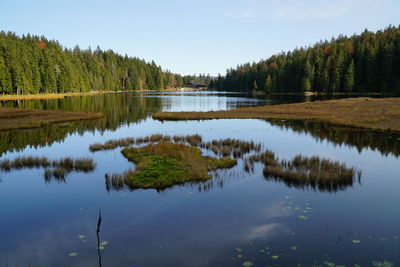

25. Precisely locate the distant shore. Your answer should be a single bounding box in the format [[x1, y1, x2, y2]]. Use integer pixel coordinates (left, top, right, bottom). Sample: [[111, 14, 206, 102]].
[[0, 88, 207, 101], [153, 97, 400, 132]]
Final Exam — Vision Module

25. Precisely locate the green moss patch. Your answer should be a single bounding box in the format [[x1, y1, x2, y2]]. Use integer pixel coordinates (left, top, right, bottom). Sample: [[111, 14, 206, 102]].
[[119, 142, 236, 190]]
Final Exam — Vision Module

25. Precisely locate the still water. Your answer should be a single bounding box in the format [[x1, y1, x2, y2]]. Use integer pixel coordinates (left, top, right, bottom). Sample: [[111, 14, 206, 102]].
[[0, 92, 399, 267]]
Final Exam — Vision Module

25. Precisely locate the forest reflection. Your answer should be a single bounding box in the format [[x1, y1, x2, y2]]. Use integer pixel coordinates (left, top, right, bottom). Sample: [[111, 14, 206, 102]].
[[0, 94, 163, 155], [268, 119, 400, 157]]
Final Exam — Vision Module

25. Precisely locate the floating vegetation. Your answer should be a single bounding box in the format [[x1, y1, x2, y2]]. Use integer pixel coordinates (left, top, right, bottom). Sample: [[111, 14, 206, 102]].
[[298, 215, 308, 220], [96, 134, 361, 192], [106, 142, 237, 190], [352, 239, 361, 244], [0, 156, 96, 182], [245, 152, 361, 192], [271, 255, 280, 260], [78, 235, 85, 239], [90, 134, 261, 158], [242, 261, 254, 267], [68, 252, 78, 257]]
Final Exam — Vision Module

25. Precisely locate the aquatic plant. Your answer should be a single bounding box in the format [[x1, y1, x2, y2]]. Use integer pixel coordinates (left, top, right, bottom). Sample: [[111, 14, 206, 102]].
[[89, 134, 260, 158], [245, 152, 361, 192], [0, 156, 96, 182]]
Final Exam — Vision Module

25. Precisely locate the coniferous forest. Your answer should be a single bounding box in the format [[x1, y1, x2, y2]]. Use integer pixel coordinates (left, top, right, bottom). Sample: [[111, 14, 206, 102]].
[[209, 25, 400, 94], [0, 32, 193, 95]]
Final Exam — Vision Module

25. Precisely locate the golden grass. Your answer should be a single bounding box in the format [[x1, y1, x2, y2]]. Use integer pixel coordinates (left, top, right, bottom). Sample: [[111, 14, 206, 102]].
[[0, 91, 110, 101], [153, 97, 400, 132], [0, 88, 199, 101], [0, 107, 104, 131]]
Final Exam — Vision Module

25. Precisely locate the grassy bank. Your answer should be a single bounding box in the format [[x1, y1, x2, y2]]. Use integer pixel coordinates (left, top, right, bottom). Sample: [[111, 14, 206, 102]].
[[153, 97, 400, 132], [0, 91, 109, 101], [0, 88, 203, 101], [107, 142, 236, 190], [0, 107, 103, 131]]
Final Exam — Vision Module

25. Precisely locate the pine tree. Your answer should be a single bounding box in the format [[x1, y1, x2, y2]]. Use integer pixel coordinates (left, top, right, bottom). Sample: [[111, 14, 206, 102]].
[[265, 75, 272, 92], [344, 59, 355, 92]]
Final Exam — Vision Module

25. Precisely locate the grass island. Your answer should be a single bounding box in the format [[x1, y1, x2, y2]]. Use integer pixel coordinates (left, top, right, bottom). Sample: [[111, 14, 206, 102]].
[[107, 142, 237, 190]]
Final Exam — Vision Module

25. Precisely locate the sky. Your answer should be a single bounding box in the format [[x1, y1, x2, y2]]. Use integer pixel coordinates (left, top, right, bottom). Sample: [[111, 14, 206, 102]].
[[1, 0, 400, 76]]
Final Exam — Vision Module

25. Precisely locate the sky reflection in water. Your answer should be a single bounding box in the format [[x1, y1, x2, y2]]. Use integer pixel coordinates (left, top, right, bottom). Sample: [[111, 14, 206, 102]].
[[0, 92, 399, 266]]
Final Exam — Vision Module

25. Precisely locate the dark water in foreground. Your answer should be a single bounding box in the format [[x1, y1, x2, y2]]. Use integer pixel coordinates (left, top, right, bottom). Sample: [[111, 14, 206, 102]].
[[0, 92, 399, 267]]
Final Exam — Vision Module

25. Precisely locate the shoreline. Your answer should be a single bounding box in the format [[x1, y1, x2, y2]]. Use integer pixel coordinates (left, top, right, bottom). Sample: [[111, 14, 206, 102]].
[[0, 88, 207, 101], [153, 97, 400, 132]]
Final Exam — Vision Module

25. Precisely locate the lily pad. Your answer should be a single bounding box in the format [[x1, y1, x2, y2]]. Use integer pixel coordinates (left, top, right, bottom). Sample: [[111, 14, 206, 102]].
[[352, 239, 361, 244], [298, 215, 308, 220], [68, 252, 78, 257], [372, 261, 394, 267], [100, 241, 108, 246], [271, 255, 279, 260], [78, 235, 85, 239], [242, 261, 253, 267], [99, 246, 105, 250]]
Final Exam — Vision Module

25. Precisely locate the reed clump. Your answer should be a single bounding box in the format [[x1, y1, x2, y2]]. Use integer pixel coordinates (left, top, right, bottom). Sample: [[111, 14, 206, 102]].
[[245, 152, 361, 192], [0, 156, 96, 180], [89, 134, 261, 159], [200, 138, 262, 158], [105, 142, 236, 190]]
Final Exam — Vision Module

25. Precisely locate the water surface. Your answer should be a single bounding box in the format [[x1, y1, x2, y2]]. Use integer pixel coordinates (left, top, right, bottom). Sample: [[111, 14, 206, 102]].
[[0, 92, 399, 266]]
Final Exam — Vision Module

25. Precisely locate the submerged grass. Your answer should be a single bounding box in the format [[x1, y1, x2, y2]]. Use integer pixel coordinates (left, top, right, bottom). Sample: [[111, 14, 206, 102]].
[[153, 97, 400, 132], [106, 142, 236, 190], [0, 107, 104, 131]]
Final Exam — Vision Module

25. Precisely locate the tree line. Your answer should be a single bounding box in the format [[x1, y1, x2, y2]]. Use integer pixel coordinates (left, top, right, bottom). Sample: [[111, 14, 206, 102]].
[[209, 25, 400, 94], [0, 31, 203, 95]]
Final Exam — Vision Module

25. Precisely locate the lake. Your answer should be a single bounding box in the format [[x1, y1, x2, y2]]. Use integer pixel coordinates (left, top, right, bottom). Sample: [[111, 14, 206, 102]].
[[0, 91, 399, 267]]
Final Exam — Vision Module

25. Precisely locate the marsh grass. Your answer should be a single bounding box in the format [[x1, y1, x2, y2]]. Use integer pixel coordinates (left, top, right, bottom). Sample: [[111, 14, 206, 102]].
[[0, 107, 104, 131], [200, 138, 262, 158], [95, 134, 359, 192], [90, 134, 261, 159], [90, 134, 203, 152], [105, 142, 236, 190], [153, 97, 400, 132], [0, 156, 96, 181], [245, 152, 361, 192]]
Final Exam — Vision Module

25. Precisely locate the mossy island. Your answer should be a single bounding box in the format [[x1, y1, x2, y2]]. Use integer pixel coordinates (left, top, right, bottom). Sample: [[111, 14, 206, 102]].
[[106, 142, 237, 190]]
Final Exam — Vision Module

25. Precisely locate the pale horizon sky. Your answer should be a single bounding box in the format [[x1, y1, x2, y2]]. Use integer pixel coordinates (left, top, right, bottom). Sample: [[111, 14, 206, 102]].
[[1, 0, 400, 76]]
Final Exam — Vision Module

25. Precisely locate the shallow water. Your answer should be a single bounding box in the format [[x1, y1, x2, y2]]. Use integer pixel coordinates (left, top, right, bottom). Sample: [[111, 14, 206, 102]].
[[0, 92, 399, 267]]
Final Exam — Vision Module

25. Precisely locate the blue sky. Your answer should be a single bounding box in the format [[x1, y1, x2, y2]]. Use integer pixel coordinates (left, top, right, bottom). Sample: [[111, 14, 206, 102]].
[[1, 0, 399, 75]]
